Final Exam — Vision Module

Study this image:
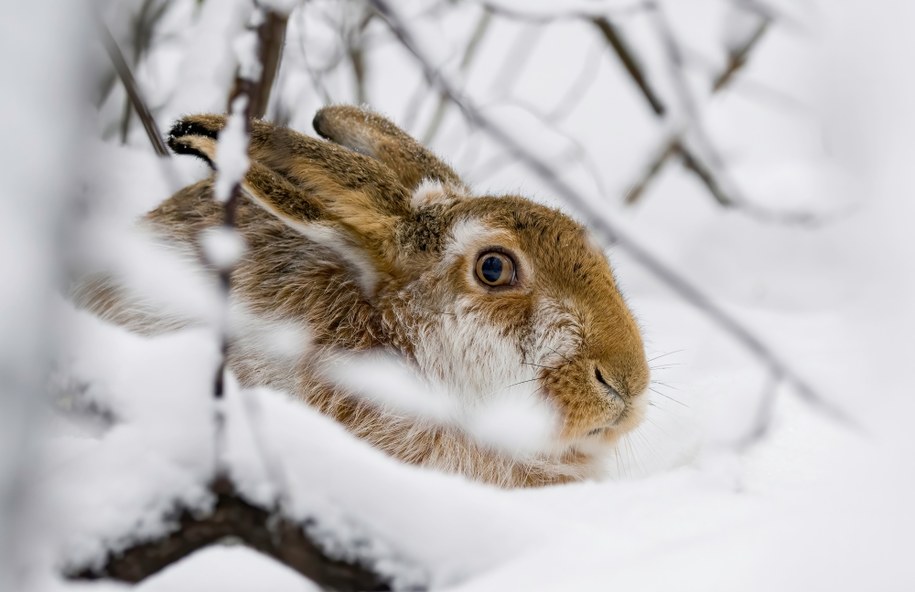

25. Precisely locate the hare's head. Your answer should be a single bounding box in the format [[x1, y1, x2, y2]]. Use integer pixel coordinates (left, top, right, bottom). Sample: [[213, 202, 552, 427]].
[[168, 106, 649, 459]]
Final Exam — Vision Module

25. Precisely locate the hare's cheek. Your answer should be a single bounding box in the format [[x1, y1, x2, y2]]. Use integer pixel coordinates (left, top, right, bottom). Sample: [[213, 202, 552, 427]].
[[407, 302, 527, 394]]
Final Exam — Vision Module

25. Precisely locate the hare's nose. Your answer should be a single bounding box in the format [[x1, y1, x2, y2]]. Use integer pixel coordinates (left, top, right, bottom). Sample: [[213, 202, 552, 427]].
[[593, 366, 623, 402]]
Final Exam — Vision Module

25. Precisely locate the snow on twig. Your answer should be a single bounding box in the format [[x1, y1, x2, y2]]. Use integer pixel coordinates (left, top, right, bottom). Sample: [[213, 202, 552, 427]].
[[368, 0, 853, 429]]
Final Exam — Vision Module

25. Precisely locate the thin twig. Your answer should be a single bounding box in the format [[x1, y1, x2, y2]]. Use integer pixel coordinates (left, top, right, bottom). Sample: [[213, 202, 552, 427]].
[[713, 17, 771, 92], [732, 370, 783, 450], [250, 10, 289, 119], [644, 2, 743, 209], [97, 19, 169, 157], [591, 16, 666, 116], [479, 0, 648, 23], [625, 15, 771, 205], [343, 8, 375, 106], [227, 9, 288, 121], [368, 0, 853, 427], [214, 6, 287, 400], [588, 11, 743, 208], [422, 7, 493, 145]]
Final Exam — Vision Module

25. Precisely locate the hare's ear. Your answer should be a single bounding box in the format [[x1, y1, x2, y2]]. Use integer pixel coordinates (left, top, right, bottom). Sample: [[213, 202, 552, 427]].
[[313, 105, 468, 195], [167, 129, 328, 224], [167, 116, 400, 273], [169, 114, 413, 221]]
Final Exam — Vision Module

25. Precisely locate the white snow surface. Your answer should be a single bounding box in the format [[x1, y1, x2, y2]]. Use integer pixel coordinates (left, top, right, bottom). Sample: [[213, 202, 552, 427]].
[[16, 0, 915, 591]]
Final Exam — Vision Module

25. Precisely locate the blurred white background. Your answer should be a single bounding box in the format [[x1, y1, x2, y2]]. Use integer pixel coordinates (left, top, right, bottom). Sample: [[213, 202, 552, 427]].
[[2, 0, 913, 590]]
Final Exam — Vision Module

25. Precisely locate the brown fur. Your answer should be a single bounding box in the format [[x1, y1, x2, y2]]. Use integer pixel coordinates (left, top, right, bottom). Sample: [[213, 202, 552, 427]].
[[81, 106, 650, 488]]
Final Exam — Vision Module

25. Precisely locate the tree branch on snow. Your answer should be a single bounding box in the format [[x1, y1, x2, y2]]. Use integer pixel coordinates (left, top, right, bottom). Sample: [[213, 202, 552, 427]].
[[66, 477, 398, 591], [368, 0, 854, 431], [209, 4, 289, 468]]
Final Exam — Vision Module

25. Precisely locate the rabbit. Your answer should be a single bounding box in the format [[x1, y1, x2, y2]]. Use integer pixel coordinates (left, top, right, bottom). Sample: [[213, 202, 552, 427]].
[[80, 105, 650, 488]]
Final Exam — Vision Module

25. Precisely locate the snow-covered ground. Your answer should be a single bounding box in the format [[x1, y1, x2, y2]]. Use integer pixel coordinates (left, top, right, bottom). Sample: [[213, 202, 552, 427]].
[[2, 0, 913, 590]]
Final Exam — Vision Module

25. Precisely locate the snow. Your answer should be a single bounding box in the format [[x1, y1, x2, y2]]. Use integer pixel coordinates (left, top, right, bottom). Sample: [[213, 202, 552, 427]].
[[215, 96, 252, 203], [7, 0, 915, 591], [200, 226, 247, 271]]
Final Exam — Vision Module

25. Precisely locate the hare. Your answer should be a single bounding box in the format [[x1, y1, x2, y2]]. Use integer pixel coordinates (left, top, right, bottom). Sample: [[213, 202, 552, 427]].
[[80, 106, 650, 487]]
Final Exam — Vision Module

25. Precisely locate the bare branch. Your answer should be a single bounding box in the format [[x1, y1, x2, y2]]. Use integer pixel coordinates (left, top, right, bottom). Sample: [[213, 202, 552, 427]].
[[625, 15, 771, 205], [544, 43, 604, 123], [228, 9, 289, 121], [733, 370, 783, 451], [478, 0, 648, 23], [368, 0, 853, 426], [590, 16, 666, 116], [97, 18, 169, 157], [713, 16, 771, 92], [422, 7, 493, 145], [250, 10, 289, 120], [584, 11, 747, 211], [67, 477, 397, 591], [344, 9, 374, 105]]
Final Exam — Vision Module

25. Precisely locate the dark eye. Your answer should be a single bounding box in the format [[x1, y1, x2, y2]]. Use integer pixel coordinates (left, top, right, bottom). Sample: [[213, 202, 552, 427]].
[[474, 252, 516, 287]]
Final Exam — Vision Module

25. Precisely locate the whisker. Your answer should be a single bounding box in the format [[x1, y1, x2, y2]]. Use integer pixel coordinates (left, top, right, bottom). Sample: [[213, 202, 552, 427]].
[[647, 350, 684, 363], [650, 387, 688, 408], [649, 363, 682, 371], [504, 377, 540, 389], [651, 380, 680, 391], [641, 414, 672, 439], [522, 362, 560, 371], [546, 345, 572, 364]]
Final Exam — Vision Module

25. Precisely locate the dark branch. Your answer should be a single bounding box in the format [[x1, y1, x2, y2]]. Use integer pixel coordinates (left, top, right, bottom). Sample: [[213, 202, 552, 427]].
[[215, 7, 289, 399], [251, 10, 289, 119], [97, 19, 169, 157], [590, 16, 666, 116], [713, 17, 771, 92], [422, 7, 493, 145], [67, 478, 396, 591], [228, 9, 289, 122], [626, 16, 771, 206]]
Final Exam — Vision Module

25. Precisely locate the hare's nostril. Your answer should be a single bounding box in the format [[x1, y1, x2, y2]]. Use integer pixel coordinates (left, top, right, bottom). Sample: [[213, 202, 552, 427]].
[[594, 367, 622, 401]]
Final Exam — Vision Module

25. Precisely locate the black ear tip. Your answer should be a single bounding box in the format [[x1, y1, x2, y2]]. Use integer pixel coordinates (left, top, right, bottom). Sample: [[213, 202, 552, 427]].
[[167, 118, 220, 143]]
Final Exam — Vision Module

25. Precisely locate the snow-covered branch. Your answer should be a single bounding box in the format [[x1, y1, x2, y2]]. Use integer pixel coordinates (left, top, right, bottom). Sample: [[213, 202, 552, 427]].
[[67, 477, 394, 590]]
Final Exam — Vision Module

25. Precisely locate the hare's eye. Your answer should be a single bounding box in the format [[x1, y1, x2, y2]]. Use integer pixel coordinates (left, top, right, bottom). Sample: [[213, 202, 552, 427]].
[[474, 252, 516, 287]]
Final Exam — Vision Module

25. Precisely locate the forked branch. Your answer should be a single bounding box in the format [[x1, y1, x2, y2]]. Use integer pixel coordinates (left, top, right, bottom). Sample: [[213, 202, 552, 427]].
[[625, 15, 771, 205]]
